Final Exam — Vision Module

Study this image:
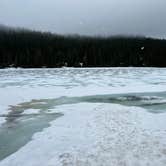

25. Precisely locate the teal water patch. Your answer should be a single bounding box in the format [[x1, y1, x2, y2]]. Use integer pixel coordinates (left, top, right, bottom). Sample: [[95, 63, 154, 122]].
[[6, 91, 166, 115], [0, 91, 166, 161], [0, 106, 62, 161], [15, 91, 166, 114]]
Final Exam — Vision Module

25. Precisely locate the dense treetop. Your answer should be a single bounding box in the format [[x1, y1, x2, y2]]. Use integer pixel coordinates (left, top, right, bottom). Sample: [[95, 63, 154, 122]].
[[0, 27, 166, 68]]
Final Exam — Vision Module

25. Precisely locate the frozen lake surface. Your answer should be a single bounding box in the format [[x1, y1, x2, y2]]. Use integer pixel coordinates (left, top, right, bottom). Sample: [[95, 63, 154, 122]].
[[0, 68, 166, 166]]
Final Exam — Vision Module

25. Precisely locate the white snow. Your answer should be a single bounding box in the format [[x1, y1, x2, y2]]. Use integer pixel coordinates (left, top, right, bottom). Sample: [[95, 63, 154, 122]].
[[0, 68, 166, 165], [0, 103, 166, 166], [0, 105, 8, 126], [0, 68, 166, 105], [22, 109, 40, 115]]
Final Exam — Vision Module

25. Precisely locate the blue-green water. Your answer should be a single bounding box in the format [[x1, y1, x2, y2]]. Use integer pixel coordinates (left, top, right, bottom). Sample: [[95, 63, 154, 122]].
[[0, 91, 166, 161]]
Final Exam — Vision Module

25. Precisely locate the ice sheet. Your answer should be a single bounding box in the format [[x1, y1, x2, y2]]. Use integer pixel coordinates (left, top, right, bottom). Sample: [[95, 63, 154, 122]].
[[0, 68, 166, 165]]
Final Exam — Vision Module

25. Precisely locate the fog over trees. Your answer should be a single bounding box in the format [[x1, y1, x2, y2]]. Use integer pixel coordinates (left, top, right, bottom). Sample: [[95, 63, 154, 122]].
[[0, 27, 166, 68]]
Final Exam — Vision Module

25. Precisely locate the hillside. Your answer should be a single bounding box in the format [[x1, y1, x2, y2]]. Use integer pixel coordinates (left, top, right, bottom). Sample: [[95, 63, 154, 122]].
[[0, 26, 166, 68]]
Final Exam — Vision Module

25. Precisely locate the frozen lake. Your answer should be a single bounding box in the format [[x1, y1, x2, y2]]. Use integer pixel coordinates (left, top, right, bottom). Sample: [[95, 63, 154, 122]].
[[0, 68, 166, 166]]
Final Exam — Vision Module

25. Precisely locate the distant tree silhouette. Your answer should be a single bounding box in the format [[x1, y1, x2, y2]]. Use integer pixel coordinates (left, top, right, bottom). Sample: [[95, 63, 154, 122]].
[[0, 28, 166, 68]]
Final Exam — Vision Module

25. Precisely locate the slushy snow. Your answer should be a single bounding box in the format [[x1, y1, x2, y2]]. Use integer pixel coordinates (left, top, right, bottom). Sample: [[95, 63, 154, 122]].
[[0, 68, 166, 166]]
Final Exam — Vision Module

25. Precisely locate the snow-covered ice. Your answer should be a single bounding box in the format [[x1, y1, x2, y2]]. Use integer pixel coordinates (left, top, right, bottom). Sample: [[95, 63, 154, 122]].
[[22, 109, 40, 115], [0, 68, 166, 166]]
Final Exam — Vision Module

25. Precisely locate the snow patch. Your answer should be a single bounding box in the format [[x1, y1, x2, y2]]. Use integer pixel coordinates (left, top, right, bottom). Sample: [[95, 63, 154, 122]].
[[0, 103, 166, 166], [22, 109, 40, 115]]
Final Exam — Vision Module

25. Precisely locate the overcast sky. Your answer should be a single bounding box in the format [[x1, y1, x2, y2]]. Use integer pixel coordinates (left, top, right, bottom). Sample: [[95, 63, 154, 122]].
[[0, 0, 166, 38]]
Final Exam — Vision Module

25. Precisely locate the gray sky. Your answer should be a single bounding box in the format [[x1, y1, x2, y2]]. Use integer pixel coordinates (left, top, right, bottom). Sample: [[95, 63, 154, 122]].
[[0, 0, 166, 38]]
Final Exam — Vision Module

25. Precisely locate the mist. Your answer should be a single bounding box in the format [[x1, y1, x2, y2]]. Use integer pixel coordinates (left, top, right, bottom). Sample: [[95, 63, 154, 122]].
[[0, 0, 166, 38]]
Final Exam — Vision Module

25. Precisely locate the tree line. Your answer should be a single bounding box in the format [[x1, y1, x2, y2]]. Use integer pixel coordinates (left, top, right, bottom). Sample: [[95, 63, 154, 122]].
[[0, 28, 166, 68]]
